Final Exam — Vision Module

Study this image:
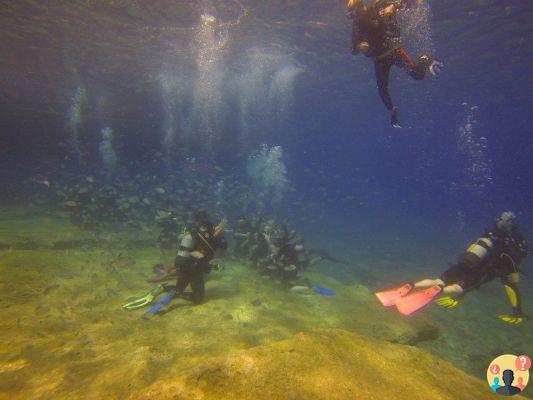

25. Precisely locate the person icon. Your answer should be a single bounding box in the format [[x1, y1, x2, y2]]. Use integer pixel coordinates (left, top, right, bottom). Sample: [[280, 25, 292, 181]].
[[491, 377, 502, 391], [516, 377, 525, 391], [496, 369, 522, 396]]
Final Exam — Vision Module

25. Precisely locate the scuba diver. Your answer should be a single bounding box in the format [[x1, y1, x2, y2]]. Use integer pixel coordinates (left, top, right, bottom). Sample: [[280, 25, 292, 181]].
[[347, 0, 444, 127], [376, 212, 529, 324], [241, 218, 270, 267], [171, 211, 227, 304], [271, 225, 320, 273], [123, 212, 227, 314]]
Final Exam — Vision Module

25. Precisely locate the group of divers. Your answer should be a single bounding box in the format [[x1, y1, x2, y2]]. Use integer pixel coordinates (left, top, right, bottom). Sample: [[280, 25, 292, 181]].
[[124, 208, 529, 326], [122, 0, 528, 324], [123, 212, 336, 317]]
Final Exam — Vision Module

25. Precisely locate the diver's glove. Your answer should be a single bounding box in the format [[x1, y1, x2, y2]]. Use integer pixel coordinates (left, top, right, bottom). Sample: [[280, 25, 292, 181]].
[[498, 311, 529, 325], [428, 60, 444, 76], [435, 295, 461, 309]]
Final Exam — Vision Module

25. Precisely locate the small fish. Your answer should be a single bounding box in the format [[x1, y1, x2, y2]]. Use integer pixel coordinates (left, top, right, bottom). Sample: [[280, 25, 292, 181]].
[[86, 177, 94, 183], [64, 200, 79, 207], [155, 187, 165, 194]]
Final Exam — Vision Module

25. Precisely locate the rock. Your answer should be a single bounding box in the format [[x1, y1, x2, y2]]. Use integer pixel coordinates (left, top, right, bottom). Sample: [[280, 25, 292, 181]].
[[250, 299, 262, 307], [131, 329, 506, 400]]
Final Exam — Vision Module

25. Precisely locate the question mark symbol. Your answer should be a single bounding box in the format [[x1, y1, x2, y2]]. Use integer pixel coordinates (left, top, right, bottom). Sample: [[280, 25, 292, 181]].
[[516, 355, 531, 371], [491, 364, 500, 374]]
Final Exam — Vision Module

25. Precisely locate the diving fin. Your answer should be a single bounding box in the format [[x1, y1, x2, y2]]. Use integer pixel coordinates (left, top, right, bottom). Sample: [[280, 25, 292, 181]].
[[142, 289, 176, 318], [375, 283, 413, 307], [395, 285, 442, 316], [498, 314, 528, 325], [312, 284, 336, 297], [304, 279, 335, 297], [122, 285, 164, 311], [435, 295, 460, 309]]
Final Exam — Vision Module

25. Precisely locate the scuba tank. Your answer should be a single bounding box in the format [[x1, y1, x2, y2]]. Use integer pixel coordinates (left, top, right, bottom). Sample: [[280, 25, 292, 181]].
[[461, 236, 495, 268]]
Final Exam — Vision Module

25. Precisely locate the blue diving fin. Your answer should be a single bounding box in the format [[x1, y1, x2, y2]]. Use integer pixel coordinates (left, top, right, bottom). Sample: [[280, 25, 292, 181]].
[[305, 279, 335, 297], [142, 289, 175, 318]]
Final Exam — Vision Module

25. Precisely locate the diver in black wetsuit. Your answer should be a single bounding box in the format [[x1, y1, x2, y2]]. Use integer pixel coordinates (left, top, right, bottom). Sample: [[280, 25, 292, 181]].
[[348, 0, 443, 127], [173, 212, 227, 304], [412, 212, 529, 323], [376, 212, 529, 322]]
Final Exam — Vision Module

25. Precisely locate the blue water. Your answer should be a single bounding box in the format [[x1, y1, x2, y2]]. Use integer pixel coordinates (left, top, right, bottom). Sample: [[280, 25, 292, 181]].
[[1, 0, 532, 300], [0, 0, 532, 397]]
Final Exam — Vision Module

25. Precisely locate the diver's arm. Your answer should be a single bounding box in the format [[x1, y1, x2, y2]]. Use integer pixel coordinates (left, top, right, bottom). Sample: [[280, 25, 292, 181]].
[[214, 218, 227, 237], [148, 271, 177, 283]]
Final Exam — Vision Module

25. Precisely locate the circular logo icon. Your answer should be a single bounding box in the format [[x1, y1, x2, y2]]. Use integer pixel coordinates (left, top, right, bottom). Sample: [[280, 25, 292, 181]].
[[487, 354, 530, 396]]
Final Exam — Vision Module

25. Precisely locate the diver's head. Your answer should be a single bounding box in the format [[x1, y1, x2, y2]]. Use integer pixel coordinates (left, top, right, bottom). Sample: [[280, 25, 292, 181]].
[[495, 211, 517, 234], [357, 42, 370, 53], [502, 369, 514, 386], [192, 211, 213, 234]]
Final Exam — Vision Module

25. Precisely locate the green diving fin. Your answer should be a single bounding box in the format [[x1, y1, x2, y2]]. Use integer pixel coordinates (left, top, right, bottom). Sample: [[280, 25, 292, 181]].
[[122, 284, 164, 311]]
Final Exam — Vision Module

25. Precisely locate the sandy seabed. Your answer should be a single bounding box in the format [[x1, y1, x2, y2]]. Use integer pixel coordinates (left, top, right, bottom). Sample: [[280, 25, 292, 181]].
[[0, 206, 531, 399]]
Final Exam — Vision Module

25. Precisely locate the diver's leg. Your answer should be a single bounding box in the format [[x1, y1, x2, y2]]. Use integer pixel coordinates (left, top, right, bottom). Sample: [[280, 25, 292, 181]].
[[442, 284, 464, 295], [414, 278, 444, 289], [375, 60, 393, 111], [175, 272, 190, 295], [190, 272, 205, 304], [375, 59, 400, 127]]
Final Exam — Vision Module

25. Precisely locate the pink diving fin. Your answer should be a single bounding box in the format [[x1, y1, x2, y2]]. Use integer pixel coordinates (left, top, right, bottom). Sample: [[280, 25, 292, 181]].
[[375, 283, 414, 307], [395, 285, 443, 316]]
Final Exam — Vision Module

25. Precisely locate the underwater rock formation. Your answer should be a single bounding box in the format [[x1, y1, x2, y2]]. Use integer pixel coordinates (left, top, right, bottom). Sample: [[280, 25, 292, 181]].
[[132, 329, 510, 400]]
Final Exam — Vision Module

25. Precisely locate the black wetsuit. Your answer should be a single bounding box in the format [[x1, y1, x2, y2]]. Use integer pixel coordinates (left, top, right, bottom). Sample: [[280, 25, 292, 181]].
[[175, 230, 227, 304], [350, 0, 428, 124], [441, 227, 528, 302]]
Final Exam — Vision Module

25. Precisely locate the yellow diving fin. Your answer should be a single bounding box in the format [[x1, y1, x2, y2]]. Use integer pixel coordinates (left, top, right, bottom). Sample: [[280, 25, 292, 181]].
[[122, 285, 164, 311], [435, 296, 460, 309], [498, 315, 527, 325]]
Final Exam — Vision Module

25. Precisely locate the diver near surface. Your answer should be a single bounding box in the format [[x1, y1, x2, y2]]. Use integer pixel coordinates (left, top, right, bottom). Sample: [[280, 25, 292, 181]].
[[376, 212, 529, 324], [347, 0, 443, 127]]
